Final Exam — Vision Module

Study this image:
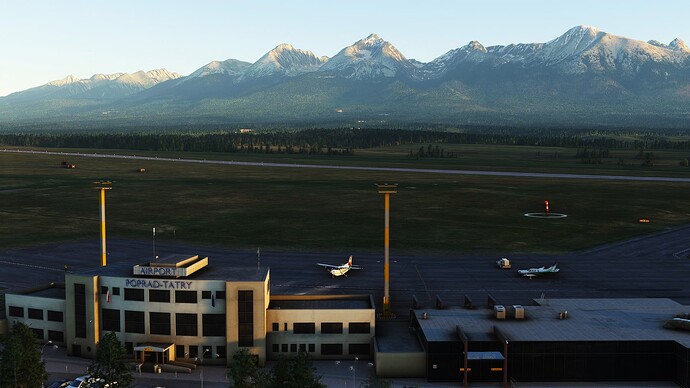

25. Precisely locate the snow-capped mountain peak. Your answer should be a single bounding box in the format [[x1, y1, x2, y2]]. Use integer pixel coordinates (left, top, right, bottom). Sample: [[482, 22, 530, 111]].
[[318, 33, 416, 79], [669, 38, 690, 52], [47, 75, 81, 87], [241, 44, 327, 79]]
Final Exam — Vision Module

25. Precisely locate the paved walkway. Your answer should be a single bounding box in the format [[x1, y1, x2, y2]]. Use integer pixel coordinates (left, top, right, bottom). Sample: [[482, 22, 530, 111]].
[[43, 347, 679, 387]]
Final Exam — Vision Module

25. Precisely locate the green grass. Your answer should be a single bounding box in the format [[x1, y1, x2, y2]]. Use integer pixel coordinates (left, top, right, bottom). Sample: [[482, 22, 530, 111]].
[[1, 144, 690, 254]]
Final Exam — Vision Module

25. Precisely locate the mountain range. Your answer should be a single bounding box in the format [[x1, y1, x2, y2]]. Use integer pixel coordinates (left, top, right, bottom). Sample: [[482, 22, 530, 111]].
[[2, 26, 690, 129]]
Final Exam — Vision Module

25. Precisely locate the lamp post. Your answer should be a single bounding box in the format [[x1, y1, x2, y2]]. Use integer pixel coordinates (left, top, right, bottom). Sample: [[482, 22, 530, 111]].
[[197, 348, 210, 388], [40, 340, 57, 362], [350, 357, 358, 388], [377, 183, 397, 318]]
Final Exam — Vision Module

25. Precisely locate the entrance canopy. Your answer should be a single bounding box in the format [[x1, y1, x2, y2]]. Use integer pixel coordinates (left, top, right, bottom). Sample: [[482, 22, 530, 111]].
[[134, 343, 174, 353]]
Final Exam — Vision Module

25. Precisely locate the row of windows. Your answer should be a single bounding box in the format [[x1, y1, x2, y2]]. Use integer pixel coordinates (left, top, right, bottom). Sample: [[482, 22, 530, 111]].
[[272, 322, 370, 334], [8, 306, 64, 322], [270, 343, 370, 356], [101, 309, 226, 337], [113, 288, 226, 304], [173, 344, 227, 359], [29, 328, 65, 342]]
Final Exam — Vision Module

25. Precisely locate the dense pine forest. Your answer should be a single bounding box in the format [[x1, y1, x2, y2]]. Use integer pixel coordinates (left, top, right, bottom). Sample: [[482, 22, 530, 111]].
[[1, 127, 690, 154]]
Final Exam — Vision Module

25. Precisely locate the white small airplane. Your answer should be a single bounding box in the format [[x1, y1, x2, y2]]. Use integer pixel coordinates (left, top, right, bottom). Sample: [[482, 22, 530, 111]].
[[518, 264, 559, 278], [317, 255, 362, 277]]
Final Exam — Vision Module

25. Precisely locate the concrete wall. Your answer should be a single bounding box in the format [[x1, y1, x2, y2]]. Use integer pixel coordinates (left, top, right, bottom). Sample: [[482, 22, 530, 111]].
[[4, 293, 66, 345], [225, 273, 270, 366]]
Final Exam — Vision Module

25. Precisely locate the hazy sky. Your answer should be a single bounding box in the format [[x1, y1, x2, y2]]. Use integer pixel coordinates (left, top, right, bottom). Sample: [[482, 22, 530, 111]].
[[1, 0, 688, 96]]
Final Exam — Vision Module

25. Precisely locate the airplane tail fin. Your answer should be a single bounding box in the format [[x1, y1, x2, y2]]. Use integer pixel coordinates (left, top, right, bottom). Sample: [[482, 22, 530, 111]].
[[348, 255, 353, 267]]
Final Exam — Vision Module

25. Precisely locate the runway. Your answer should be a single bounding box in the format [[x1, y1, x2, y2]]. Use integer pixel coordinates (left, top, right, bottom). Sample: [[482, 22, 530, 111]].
[[3, 224, 690, 315]]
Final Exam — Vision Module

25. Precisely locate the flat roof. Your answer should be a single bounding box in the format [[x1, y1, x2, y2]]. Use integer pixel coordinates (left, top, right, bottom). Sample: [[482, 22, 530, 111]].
[[17, 285, 65, 300], [76, 261, 269, 283], [415, 298, 690, 347]]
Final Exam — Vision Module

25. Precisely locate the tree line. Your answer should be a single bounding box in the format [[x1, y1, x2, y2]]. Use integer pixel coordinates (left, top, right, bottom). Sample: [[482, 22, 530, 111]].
[[1, 127, 690, 153]]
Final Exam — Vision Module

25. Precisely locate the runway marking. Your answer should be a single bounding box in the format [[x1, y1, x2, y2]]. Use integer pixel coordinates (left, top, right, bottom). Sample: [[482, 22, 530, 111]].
[[415, 264, 432, 301], [673, 248, 690, 259]]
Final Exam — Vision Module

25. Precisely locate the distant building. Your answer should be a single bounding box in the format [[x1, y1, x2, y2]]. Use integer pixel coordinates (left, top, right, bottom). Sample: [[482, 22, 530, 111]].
[[239, 129, 253, 133]]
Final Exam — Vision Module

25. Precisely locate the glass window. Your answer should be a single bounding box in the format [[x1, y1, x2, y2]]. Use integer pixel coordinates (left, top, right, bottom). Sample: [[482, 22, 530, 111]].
[[216, 346, 226, 359], [101, 286, 108, 295], [149, 289, 170, 303], [308, 344, 315, 352], [102, 308, 120, 332], [349, 322, 371, 334], [48, 330, 64, 342], [47, 310, 63, 322], [28, 308, 43, 320], [294, 323, 315, 334], [112, 287, 120, 296], [290, 344, 297, 352], [176, 345, 185, 358], [202, 314, 226, 337], [238, 290, 253, 346], [299, 344, 306, 352], [272, 344, 279, 352], [124, 288, 144, 301], [175, 290, 197, 304], [272, 322, 279, 331], [215, 291, 226, 299], [124, 311, 145, 334], [150, 312, 171, 335], [349, 343, 371, 355], [202, 291, 212, 299], [281, 344, 288, 352], [176, 313, 198, 336], [188, 345, 198, 358], [321, 322, 343, 334], [321, 344, 343, 355], [31, 328, 44, 340]]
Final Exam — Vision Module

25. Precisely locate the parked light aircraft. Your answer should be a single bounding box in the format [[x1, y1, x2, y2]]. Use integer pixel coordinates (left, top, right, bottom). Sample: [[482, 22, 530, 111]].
[[517, 264, 559, 278], [317, 255, 361, 277]]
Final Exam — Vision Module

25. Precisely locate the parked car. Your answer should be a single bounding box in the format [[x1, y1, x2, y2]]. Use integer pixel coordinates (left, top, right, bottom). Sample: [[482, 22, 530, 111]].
[[46, 380, 71, 388], [67, 375, 90, 388]]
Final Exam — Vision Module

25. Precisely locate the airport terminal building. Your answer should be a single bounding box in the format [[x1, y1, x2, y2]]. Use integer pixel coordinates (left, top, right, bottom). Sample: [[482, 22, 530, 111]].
[[4, 254, 375, 368]]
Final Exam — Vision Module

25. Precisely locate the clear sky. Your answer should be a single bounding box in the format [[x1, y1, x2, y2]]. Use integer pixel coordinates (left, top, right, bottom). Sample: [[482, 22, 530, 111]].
[[1, 0, 688, 96]]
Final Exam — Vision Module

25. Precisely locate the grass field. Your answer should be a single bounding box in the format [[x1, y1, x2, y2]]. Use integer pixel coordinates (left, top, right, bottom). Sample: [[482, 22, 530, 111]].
[[1, 144, 690, 254]]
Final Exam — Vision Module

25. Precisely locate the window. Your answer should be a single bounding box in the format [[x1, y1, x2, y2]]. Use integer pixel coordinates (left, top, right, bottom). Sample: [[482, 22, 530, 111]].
[[272, 344, 279, 352], [28, 308, 43, 320], [290, 344, 297, 352], [74, 283, 86, 338], [217, 346, 226, 359], [321, 322, 343, 334], [150, 312, 171, 335], [31, 328, 44, 340], [124, 288, 144, 301], [175, 290, 197, 304], [272, 322, 279, 331], [9, 306, 24, 317], [112, 287, 120, 296], [102, 309, 120, 332], [101, 286, 108, 295], [202, 291, 212, 299], [176, 345, 185, 358], [125, 342, 133, 354], [349, 343, 371, 355], [124, 311, 145, 334], [202, 345, 212, 358], [293, 323, 315, 334], [321, 344, 343, 355], [47, 310, 63, 322], [188, 345, 198, 358], [284, 323, 288, 331], [149, 289, 170, 303], [308, 344, 315, 352], [238, 290, 253, 347], [349, 322, 371, 334], [215, 291, 225, 299], [176, 313, 197, 336], [48, 330, 64, 342], [202, 314, 226, 336], [299, 344, 306, 352], [281, 344, 288, 352]]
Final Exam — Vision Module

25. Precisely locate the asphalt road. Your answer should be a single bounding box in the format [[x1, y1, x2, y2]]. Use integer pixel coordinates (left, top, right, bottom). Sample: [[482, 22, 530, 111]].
[[3, 224, 690, 314]]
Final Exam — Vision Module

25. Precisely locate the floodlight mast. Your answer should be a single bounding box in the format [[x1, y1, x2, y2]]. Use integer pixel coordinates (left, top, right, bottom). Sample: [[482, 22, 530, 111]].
[[93, 180, 113, 267], [377, 183, 397, 318]]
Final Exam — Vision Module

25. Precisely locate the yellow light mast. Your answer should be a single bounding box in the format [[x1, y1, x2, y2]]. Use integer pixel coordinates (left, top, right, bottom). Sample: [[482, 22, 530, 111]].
[[93, 180, 113, 266], [377, 183, 397, 318]]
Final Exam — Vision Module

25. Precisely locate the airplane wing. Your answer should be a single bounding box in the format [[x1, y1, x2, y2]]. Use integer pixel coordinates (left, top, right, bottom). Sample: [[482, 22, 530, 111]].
[[349, 266, 363, 270], [317, 263, 339, 269]]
